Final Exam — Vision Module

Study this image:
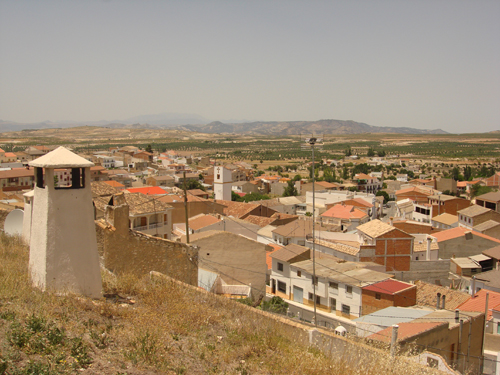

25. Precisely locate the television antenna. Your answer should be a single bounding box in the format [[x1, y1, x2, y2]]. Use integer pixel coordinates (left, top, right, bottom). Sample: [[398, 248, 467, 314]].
[[4, 209, 24, 236], [301, 134, 323, 327]]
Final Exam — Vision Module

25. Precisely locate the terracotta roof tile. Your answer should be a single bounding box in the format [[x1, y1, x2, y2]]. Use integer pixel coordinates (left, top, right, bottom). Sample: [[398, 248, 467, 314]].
[[415, 281, 471, 310], [363, 279, 415, 295], [357, 219, 397, 238], [189, 214, 221, 231], [368, 322, 446, 343], [270, 244, 310, 263], [458, 205, 491, 217], [433, 227, 500, 244], [458, 289, 500, 319], [125, 186, 166, 195], [321, 204, 368, 220]]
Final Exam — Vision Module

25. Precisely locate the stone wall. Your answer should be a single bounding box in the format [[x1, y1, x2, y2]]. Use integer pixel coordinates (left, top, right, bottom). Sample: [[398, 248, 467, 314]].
[[96, 197, 198, 286]]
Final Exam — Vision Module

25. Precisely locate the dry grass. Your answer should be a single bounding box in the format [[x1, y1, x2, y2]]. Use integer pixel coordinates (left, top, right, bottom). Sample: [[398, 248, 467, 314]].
[[0, 233, 443, 374]]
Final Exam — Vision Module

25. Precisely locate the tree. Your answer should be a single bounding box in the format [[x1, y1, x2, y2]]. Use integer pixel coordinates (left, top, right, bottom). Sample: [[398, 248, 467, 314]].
[[283, 180, 298, 197], [260, 296, 288, 314], [377, 150, 386, 157], [292, 174, 302, 182], [376, 190, 390, 204], [367, 147, 375, 157], [186, 180, 205, 191], [231, 191, 243, 202], [342, 166, 349, 180], [145, 144, 153, 153], [344, 147, 352, 157], [463, 166, 473, 181]]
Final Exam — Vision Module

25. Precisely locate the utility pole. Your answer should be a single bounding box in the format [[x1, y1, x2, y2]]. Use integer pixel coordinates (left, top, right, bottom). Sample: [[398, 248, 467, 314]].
[[303, 135, 323, 327], [183, 170, 190, 244]]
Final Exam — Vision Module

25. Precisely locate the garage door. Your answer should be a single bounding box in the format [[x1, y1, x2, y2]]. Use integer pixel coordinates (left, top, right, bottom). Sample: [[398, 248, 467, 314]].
[[293, 286, 303, 304]]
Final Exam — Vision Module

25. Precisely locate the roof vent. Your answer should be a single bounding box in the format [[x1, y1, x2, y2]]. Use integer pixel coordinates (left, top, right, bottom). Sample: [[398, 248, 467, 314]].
[[465, 231, 473, 240]]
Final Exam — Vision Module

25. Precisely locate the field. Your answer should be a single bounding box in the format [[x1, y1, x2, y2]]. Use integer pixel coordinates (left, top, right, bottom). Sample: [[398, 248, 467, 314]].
[[2, 127, 500, 162]]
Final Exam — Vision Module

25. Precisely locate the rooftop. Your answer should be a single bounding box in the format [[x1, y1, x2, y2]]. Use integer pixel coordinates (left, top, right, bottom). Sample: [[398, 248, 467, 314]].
[[476, 191, 500, 203], [363, 279, 415, 295], [354, 306, 433, 326], [474, 220, 500, 232], [356, 219, 396, 238], [432, 213, 459, 226], [414, 280, 471, 310], [458, 204, 491, 218], [30, 147, 94, 168], [270, 244, 310, 263], [458, 289, 500, 319], [432, 226, 500, 244], [321, 204, 368, 220], [125, 186, 167, 196], [368, 322, 446, 344]]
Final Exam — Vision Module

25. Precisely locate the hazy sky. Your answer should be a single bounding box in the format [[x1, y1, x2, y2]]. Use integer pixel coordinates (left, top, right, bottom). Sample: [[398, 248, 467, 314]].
[[1, 1, 499, 133]]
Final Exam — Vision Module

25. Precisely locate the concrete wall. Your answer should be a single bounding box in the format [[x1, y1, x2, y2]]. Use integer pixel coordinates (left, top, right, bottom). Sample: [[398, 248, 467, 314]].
[[169, 201, 225, 224], [392, 259, 451, 283], [439, 234, 500, 259], [194, 231, 268, 300], [361, 286, 416, 316], [96, 201, 198, 286]]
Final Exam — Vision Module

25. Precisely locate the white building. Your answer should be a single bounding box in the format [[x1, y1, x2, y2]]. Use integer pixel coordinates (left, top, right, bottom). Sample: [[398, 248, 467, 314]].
[[214, 166, 232, 201], [26, 147, 102, 298]]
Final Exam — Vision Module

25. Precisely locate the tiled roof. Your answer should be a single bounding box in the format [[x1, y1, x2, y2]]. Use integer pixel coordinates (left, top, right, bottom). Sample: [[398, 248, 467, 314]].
[[271, 244, 310, 263], [0, 168, 35, 178], [368, 322, 446, 344], [354, 173, 373, 180], [415, 280, 471, 310], [272, 219, 322, 238], [458, 289, 500, 319], [432, 213, 458, 226], [266, 245, 283, 270], [315, 181, 340, 188], [483, 245, 500, 260], [103, 180, 125, 188], [125, 186, 166, 196], [433, 226, 500, 244], [321, 204, 368, 220], [363, 279, 414, 295], [472, 269, 500, 290], [428, 194, 457, 202], [315, 238, 360, 256], [458, 204, 490, 217], [189, 214, 221, 231], [474, 220, 500, 232], [30, 147, 94, 168], [91, 181, 121, 197], [243, 215, 275, 228], [215, 200, 259, 219], [396, 186, 433, 196], [476, 191, 500, 202], [413, 241, 439, 253], [356, 219, 396, 238], [188, 189, 208, 196]]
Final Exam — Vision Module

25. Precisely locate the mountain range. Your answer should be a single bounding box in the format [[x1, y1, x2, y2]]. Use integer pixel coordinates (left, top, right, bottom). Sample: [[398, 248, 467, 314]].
[[0, 115, 449, 135]]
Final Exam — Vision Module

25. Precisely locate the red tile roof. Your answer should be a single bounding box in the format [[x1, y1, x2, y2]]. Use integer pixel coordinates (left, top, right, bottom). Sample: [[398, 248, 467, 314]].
[[321, 204, 368, 220], [266, 244, 283, 270], [433, 227, 500, 244], [125, 186, 166, 195], [103, 180, 125, 188], [363, 279, 414, 295], [368, 322, 446, 343], [457, 288, 500, 319]]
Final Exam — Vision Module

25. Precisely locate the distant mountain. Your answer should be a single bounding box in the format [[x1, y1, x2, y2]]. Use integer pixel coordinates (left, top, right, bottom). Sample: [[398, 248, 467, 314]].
[[0, 117, 448, 135], [178, 119, 449, 135]]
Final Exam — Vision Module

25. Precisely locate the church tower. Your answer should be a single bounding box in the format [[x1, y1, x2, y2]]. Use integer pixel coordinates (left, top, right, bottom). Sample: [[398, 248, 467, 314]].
[[213, 165, 232, 201]]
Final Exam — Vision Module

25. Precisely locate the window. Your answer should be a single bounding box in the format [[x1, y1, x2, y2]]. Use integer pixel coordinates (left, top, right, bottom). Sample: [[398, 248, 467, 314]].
[[316, 295, 321, 305], [346, 285, 353, 294], [277, 262, 284, 272], [341, 304, 350, 315], [308, 293, 313, 300], [329, 282, 338, 290], [375, 293, 381, 300], [297, 271, 301, 277], [330, 298, 336, 311], [312, 276, 318, 286], [277, 281, 286, 293]]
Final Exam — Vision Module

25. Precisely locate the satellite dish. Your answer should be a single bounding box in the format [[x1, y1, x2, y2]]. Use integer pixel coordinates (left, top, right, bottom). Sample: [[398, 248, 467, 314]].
[[4, 209, 24, 236]]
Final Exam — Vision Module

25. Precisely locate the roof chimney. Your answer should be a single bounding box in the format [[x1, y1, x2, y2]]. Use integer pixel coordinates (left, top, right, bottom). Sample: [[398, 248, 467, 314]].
[[426, 236, 432, 261], [436, 293, 441, 309], [441, 295, 446, 310], [390, 217, 394, 226], [455, 309, 459, 323]]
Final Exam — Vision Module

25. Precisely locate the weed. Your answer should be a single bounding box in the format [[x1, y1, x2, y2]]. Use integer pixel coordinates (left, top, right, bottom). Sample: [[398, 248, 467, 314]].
[[0, 310, 16, 321], [70, 338, 92, 369], [11, 360, 53, 375]]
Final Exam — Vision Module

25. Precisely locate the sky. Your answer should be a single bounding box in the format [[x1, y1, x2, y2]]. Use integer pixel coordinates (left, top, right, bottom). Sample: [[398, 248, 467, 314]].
[[0, 0, 499, 133]]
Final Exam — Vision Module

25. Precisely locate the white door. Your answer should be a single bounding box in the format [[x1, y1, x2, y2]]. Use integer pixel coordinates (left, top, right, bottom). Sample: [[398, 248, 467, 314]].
[[293, 286, 303, 304]]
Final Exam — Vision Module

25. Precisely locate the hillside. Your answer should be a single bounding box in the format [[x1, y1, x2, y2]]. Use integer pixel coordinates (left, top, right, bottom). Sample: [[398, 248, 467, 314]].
[[0, 234, 438, 375], [0, 118, 448, 136], [179, 119, 448, 136]]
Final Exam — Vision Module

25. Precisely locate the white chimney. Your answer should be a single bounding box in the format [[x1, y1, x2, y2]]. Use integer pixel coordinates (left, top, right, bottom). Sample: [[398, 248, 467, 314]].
[[426, 236, 432, 261]]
